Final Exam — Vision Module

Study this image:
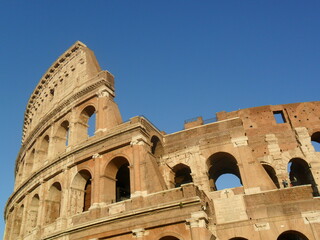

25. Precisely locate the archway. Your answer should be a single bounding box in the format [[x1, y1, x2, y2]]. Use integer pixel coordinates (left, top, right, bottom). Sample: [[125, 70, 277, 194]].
[[38, 135, 49, 164], [45, 182, 62, 224], [83, 177, 92, 211], [311, 132, 320, 152], [262, 164, 280, 188], [116, 162, 130, 202], [80, 105, 96, 137], [215, 174, 242, 190], [104, 157, 131, 203], [27, 148, 36, 173], [70, 170, 92, 214], [288, 158, 317, 195], [26, 194, 40, 232], [54, 120, 70, 154], [229, 238, 248, 240], [277, 230, 308, 240], [172, 163, 193, 187], [159, 236, 180, 240], [207, 152, 242, 191], [151, 136, 164, 165]]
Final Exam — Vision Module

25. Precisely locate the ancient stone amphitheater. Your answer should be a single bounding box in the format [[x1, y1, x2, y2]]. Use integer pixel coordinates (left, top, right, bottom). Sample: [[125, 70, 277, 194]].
[[4, 42, 320, 240]]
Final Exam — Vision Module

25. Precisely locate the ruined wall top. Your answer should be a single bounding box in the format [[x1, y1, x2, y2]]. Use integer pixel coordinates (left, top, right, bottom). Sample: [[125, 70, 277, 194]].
[[22, 41, 114, 144]]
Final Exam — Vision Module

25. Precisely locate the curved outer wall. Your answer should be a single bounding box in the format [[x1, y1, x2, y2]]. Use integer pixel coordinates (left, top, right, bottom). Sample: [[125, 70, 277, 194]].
[[4, 42, 320, 240]]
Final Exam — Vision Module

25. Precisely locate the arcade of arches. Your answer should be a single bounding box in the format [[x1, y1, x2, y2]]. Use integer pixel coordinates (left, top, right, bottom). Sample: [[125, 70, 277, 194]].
[[4, 42, 320, 240]]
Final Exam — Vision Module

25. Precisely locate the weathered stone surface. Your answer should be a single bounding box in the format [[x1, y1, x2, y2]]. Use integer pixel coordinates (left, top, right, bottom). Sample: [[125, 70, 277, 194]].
[[4, 42, 320, 240]]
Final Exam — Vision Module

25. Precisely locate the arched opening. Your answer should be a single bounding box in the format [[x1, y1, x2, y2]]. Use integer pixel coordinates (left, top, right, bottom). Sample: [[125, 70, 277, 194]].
[[26, 194, 40, 232], [215, 174, 242, 190], [16, 157, 25, 185], [172, 163, 193, 187], [288, 158, 318, 195], [229, 238, 248, 240], [262, 164, 280, 188], [54, 121, 70, 154], [151, 136, 164, 157], [277, 230, 308, 240], [288, 159, 313, 185], [104, 157, 131, 203], [12, 205, 24, 239], [45, 182, 62, 224], [70, 170, 92, 215], [159, 236, 180, 240], [38, 135, 50, 164], [88, 112, 96, 137], [207, 152, 242, 191], [83, 177, 92, 212], [26, 148, 35, 173], [80, 105, 96, 137], [116, 162, 130, 202], [311, 132, 320, 152]]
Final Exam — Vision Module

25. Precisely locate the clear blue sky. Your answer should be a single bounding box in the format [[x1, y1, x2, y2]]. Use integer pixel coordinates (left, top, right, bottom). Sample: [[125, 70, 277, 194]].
[[1, 1, 319, 236]]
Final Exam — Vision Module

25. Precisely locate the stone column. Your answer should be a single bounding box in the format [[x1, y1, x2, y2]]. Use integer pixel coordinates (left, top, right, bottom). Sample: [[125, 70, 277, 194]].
[[95, 90, 108, 134], [59, 169, 68, 219], [130, 135, 149, 197], [19, 197, 29, 239], [91, 153, 102, 207], [95, 88, 122, 135], [186, 211, 210, 240]]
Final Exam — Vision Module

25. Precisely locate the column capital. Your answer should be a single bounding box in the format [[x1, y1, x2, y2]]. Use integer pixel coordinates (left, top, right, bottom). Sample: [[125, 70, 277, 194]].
[[186, 211, 208, 228]]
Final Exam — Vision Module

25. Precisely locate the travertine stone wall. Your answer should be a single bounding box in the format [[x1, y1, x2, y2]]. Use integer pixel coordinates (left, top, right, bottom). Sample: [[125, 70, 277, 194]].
[[4, 42, 320, 240]]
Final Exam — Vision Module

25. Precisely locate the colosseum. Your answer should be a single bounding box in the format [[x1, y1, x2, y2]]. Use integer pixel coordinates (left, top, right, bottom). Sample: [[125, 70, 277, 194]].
[[3, 41, 320, 240]]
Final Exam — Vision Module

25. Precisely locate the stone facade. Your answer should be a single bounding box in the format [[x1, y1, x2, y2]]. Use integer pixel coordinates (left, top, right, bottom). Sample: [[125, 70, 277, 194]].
[[3, 41, 320, 240]]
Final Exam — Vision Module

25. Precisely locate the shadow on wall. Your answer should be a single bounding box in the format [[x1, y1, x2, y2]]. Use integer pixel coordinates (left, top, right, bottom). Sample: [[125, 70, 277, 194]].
[[277, 230, 309, 240], [287, 158, 319, 196], [311, 132, 320, 152]]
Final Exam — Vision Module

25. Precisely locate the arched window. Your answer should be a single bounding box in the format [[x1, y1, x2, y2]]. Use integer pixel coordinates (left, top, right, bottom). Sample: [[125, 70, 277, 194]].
[[80, 105, 96, 137], [311, 132, 320, 152], [26, 148, 35, 173], [151, 136, 164, 165], [104, 157, 131, 203], [151, 136, 164, 157], [262, 164, 280, 188], [207, 152, 242, 191], [70, 170, 92, 215], [88, 111, 96, 137], [54, 121, 70, 154], [16, 158, 25, 185], [159, 236, 180, 240], [38, 135, 50, 165], [116, 162, 130, 202], [83, 177, 92, 212], [12, 205, 24, 239], [42, 135, 49, 153], [277, 230, 308, 240], [45, 182, 62, 224], [288, 158, 318, 195], [172, 163, 193, 187], [26, 194, 40, 232]]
